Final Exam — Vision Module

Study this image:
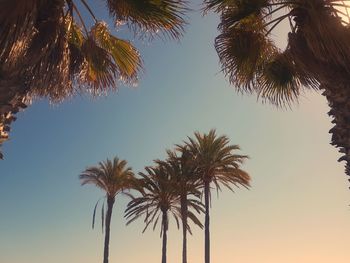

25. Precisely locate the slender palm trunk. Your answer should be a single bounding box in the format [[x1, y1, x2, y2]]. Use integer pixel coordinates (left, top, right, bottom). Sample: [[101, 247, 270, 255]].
[[204, 180, 210, 263], [180, 194, 188, 263], [103, 196, 115, 263], [161, 210, 168, 263]]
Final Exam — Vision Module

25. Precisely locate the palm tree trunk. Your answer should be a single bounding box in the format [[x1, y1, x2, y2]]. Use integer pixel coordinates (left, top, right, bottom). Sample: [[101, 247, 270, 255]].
[[288, 31, 350, 187], [180, 194, 188, 263], [0, 78, 28, 159], [322, 83, 350, 182], [161, 210, 168, 263], [103, 196, 115, 263], [204, 180, 210, 263]]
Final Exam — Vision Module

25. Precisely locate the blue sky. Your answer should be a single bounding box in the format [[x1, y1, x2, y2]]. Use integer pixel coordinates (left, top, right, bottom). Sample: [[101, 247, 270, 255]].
[[1, 1, 350, 262]]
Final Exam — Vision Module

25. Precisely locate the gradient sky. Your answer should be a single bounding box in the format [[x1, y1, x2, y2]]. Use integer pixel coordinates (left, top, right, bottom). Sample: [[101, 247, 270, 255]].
[[1, 1, 350, 263]]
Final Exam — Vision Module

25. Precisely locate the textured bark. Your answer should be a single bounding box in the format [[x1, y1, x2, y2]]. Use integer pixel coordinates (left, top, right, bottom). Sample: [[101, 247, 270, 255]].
[[0, 77, 29, 159], [161, 211, 168, 263], [204, 181, 210, 263], [321, 84, 350, 181], [288, 28, 350, 187], [103, 196, 115, 263], [180, 194, 188, 263]]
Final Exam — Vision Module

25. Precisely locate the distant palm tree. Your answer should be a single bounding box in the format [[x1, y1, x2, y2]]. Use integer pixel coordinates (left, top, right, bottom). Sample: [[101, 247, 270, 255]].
[[125, 164, 179, 263], [80, 157, 135, 263], [160, 147, 204, 263], [204, 0, 350, 183], [184, 129, 251, 263], [0, 0, 188, 157]]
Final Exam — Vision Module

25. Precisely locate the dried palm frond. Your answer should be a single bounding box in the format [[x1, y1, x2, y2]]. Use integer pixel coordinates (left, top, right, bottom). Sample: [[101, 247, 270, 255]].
[[0, 0, 41, 64], [27, 20, 72, 102], [106, 0, 189, 39]]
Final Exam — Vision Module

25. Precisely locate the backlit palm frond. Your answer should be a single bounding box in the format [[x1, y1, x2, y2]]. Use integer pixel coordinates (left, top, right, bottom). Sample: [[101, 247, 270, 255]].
[[256, 51, 301, 106], [67, 22, 86, 76], [79, 36, 119, 95], [215, 18, 275, 93], [27, 17, 72, 102], [106, 0, 189, 39], [205, 0, 269, 23], [91, 22, 142, 83]]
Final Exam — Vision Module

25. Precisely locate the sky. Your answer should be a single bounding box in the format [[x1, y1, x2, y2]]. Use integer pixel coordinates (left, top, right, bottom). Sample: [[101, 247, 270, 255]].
[[1, 1, 350, 263]]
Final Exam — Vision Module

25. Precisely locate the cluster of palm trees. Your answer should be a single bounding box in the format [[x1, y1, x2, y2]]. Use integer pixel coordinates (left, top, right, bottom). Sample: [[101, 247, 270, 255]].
[[80, 129, 251, 263]]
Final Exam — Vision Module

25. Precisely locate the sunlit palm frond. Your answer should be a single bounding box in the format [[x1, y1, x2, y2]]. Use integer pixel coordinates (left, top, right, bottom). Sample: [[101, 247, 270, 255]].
[[27, 17, 72, 102], [91, 22, 142, 82], [0, 0, 40, 64], [79, 37, 119, 95], [106, 0, 189, 39]]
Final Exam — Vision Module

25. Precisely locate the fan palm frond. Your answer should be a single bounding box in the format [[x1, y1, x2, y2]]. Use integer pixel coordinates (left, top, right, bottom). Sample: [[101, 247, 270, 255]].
[[106, 0, 189, 39], [91, 22, 142, 82], [215, 18, 275, 92]]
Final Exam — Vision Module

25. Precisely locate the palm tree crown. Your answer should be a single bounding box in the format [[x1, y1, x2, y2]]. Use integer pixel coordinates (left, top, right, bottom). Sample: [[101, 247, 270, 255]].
[[204, 0, 350, 185], [80, 157, 135, 197], [0, 0, 189, 157], [80, 157, 136, 263], [184, 129, 250, 263], [125, 162, 203, 263]]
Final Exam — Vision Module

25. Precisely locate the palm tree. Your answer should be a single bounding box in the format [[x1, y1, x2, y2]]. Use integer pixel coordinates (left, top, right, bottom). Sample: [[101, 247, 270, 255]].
[[0, 0, 189, 157], [159, 147, 204, 263], [184, 129, 251, 263], [204, 0, 350, 184], [79, 157, 136, 263], [125, 164, 179, 263]]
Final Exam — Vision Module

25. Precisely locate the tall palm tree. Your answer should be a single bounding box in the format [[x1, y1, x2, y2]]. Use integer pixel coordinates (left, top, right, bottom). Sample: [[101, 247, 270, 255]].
[[79, 157, 136, 263], [184, 129, 251, 263], [204, 0, 350, 184], [125, 164, 179, 263], [0, 0, 189, 157], [159, 147, 204, 263]]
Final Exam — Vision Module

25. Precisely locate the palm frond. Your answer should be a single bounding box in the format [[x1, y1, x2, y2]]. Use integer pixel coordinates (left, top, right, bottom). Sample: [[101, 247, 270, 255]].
[[257, 51, 301, 106], [215, 19, 275, 93], [106, 0, 189, 39], [91, 22, 142, 83]]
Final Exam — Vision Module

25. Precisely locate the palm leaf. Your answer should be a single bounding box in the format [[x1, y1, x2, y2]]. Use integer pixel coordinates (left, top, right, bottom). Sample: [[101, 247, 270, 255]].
[[91, 22, 142, 82], [80, 37, 118, 94], [92, 199, 100, 229], [102, 201, 105, 233], [257, 51, 300, 106], [215, 20, 275, 92], [106, 0, 189, 39]]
